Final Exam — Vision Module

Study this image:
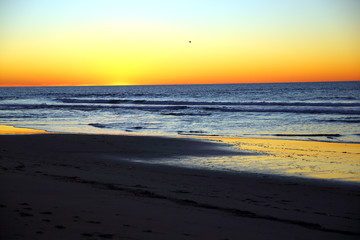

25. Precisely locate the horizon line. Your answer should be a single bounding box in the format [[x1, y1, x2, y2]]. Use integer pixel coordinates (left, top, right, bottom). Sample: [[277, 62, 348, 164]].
[[0, 79, 359, 88]]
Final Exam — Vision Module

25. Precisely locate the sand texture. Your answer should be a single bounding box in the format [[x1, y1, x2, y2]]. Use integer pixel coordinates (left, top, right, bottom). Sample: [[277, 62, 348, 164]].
[[1, 134, 360, 240]]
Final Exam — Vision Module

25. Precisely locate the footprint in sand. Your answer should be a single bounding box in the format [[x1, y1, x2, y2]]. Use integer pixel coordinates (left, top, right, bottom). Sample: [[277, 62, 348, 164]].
[[86, 220, 101, 224], [81, 233, 114, 239], [39, 211, 53, 215], [55, 225, 66, 229], [98, 233, 114, 239], [82, 233, 93, 237], [19, 212, 33, 217]]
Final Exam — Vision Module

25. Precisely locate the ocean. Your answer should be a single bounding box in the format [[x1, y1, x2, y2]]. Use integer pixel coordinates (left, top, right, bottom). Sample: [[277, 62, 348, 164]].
[[1, 81, 359, 143]]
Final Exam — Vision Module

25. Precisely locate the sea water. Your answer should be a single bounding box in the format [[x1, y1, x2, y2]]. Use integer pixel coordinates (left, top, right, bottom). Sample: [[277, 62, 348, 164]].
[[1, 81, 360, 181], [1, 81, 359, 143]]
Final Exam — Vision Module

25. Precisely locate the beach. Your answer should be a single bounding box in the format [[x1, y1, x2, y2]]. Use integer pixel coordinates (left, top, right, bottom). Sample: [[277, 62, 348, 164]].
[[1, 132, 359, 240], [2, 0, 360, 238]]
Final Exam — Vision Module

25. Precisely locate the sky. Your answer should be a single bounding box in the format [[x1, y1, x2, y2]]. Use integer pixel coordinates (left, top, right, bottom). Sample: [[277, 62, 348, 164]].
[[0, 0, 359, 86]]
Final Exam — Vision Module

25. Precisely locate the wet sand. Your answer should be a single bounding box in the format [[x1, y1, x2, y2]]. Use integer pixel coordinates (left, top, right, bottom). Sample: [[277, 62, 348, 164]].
[[0, 133, 360, 239], [204, 137, 360, 182]]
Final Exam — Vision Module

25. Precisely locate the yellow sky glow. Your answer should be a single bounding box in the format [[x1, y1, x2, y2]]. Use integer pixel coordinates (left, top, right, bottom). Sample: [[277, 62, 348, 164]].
[[0, 0, 359, 86]]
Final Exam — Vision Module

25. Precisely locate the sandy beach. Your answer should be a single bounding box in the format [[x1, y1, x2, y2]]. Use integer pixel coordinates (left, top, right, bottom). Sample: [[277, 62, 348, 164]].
[[1, 133, 360, 240]]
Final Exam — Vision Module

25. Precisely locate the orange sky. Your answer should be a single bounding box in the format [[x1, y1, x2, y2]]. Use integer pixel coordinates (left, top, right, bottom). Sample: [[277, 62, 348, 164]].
[[1, 0, 359, 87]]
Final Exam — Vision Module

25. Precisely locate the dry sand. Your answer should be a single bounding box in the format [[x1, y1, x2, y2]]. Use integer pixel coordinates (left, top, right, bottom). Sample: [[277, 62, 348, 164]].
[[0, 133, 360, 240]]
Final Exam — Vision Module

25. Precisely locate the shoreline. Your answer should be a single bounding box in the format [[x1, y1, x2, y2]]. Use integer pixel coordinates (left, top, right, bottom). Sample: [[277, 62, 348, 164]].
[[2, 123, 360, 144], [1, 133, 360, 239]]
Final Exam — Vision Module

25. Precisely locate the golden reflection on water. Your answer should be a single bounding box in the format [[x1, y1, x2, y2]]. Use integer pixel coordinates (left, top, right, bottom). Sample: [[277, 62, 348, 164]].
[[0, 125, 48, 134], [201, 137, 360, 182]]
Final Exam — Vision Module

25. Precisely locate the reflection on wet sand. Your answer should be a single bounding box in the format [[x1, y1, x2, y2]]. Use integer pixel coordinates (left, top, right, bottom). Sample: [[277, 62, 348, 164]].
[[206, 137, 360, 182], [0, 125, 48, 135]]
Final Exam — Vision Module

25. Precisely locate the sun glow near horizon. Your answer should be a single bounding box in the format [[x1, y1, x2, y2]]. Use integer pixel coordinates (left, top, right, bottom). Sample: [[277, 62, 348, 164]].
[[0, 0, 359, 87]]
